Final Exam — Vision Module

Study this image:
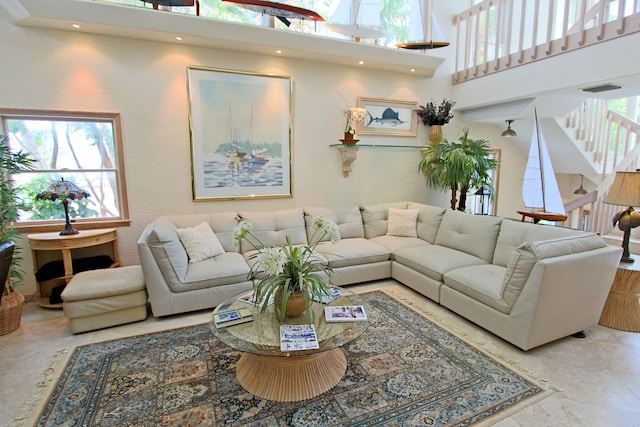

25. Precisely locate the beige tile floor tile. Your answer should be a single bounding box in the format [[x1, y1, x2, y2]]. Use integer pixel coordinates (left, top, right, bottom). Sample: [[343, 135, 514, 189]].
[[2, 280, 640, 426]]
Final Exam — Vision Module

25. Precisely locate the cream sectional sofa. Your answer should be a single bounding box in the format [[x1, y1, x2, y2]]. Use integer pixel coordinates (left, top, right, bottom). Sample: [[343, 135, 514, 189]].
[[137, 202, 622, 350]]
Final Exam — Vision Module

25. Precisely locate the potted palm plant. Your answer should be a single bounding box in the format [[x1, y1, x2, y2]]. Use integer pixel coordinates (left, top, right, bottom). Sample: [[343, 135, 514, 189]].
[[418, 128, 498, 211], [0, 134, 35, 335], [232, 216, 341, 323]]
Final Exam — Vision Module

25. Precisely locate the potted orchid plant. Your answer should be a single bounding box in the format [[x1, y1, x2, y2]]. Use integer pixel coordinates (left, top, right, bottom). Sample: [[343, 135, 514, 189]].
[[232, 215, 341, 323]]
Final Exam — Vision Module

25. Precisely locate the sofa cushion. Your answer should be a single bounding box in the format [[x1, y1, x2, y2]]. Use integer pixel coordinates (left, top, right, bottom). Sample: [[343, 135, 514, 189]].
[[146, 216, 190, 281], [170, 252, 251, 292], [443, 264, 510, 313], [238, 208, 307, 253], [315, 238, 390, 268], [387, 208, 419, 237], [176, 221, 225, 264], [493, 218, 593, 267], [435, 210, 502, 263], [408, 202, 447, 244], [500, 234, 606, 304], [394, 244, 487, 283], [369, 235, 430, 253], [361, 202, 409, 238], [304, 206, 364, 241]]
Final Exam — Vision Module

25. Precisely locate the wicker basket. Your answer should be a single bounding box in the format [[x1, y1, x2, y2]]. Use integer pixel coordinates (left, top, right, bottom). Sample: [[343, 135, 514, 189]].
[[0, 291, 24, 335]]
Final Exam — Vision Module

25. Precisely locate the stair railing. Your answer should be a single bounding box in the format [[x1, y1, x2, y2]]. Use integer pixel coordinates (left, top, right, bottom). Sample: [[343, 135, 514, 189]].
[[453, 0, 640, 84]]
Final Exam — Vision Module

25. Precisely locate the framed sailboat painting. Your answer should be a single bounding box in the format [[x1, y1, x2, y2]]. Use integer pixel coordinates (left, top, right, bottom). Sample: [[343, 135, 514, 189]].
[[187, 66, 292, 200]]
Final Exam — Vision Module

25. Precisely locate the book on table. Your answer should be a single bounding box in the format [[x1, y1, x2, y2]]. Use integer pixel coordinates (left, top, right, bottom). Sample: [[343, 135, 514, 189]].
[[279, 324, 319, 351], [324, 305, 368, 322], [213, 307, 253, 328]]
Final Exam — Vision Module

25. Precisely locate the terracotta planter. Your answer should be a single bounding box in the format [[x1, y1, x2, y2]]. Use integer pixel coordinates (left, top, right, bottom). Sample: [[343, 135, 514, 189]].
[[340, 132, 359, 145], [428, 125, 443, 143], [0, 291, 24, 335], [279, 292, 308, 318]]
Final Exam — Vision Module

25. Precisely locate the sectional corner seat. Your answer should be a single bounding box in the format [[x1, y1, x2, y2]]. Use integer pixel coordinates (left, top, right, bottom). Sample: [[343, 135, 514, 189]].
[[137, 202, 622, 350]]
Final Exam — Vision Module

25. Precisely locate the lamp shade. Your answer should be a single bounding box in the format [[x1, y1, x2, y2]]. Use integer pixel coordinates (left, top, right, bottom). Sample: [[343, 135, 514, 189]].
[[36, 177, 90, 202], [501, 120, 517, 137], [603, 171, 640, 207]]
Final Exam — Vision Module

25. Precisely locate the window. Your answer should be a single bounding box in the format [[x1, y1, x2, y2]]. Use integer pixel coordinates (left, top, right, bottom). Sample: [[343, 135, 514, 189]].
[[0, 109, 130, 233]]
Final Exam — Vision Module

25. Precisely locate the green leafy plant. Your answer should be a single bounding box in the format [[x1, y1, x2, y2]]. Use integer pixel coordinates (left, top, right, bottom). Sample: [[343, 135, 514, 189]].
[[418, 128, 498, 211], [417, 98, 456, 126], [0, 135, 35, 295], [232, 216, 340, 323]]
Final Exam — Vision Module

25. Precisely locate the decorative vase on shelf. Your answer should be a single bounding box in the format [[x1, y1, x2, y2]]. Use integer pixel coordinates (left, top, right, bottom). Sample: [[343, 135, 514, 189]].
[[428, 125, 443, 143], [340, 132, 359, 145]]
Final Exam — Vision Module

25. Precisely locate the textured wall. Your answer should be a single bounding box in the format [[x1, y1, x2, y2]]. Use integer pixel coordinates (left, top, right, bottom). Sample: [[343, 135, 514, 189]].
[[1, 21, 523, 294]]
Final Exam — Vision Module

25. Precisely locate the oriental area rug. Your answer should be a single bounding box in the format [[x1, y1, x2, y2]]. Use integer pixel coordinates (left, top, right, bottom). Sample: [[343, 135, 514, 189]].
[[32, 290, 550, 426]]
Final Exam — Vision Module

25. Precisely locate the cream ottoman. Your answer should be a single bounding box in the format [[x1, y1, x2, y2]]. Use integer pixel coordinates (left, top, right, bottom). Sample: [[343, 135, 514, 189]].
[[61, 265, 148, 334]]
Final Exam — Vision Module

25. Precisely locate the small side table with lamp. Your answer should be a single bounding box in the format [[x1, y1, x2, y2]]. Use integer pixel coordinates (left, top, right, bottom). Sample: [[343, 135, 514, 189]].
[[599, 170, 640, 331]]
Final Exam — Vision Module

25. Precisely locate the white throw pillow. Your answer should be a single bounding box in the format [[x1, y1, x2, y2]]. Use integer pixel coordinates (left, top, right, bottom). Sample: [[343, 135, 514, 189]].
[[386, 208, 419, 238], [176, 221, 225, 264]]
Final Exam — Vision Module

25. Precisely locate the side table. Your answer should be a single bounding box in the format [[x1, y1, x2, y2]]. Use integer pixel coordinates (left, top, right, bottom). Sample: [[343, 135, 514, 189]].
[[27, 228, 120, 308], [599, 254, 640, 332]]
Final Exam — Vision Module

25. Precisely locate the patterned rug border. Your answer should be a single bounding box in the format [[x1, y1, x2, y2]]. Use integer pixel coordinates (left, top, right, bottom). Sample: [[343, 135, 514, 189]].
[[14, 286, 556, 426], [377, 285, 557, 425]]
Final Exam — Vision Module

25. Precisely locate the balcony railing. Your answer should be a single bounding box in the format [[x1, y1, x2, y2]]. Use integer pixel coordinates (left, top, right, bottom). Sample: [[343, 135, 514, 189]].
[[453, 0, 640, 84], [563, 99, 640, 234]]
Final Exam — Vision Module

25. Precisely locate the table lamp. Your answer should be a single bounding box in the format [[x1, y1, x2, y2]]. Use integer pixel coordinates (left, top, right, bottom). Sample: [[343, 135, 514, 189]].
[[36, 178, 90, 236], [603, 170, 640, 263]]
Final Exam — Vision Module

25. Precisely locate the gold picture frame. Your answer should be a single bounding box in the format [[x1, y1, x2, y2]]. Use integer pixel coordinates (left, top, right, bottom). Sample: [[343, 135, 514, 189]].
[[356, 97, 418, 136], [187, 66, 292, 201]]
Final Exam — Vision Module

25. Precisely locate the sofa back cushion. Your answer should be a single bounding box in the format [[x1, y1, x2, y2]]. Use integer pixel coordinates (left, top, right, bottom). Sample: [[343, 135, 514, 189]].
[[146, 212, 239, 281], [493, 219, 593, 267], [360, 202, 410, 238], [304, 206, 364, 242], [500, 234, 606, 309], [435, 210, 502, 262], [238, 207, 307, 253], [408, 202, 447, 244]]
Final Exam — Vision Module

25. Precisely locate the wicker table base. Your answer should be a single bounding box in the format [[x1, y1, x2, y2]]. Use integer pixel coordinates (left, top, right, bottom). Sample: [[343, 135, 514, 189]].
[[599, 257, 640, 332], [236, 348, 347, 402]]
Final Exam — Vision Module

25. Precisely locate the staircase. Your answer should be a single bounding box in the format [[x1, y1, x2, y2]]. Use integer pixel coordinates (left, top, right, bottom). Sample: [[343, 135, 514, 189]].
[[453, 0, 640, 236]]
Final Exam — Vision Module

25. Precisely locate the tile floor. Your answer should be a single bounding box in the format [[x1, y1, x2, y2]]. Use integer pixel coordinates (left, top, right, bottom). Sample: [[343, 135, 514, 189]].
[[2, 280, 640, 426]]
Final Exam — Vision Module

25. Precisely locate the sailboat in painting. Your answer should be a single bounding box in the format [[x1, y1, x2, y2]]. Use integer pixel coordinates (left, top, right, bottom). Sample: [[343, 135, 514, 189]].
[[518, 110, 568, 223]]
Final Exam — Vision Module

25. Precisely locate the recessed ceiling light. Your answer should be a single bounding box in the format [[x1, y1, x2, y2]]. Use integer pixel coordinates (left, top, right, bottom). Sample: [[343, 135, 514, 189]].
[[358, 60, 364, 65], [410, 68, 416, 72], [275, 49, 283, 54], [175, 36, 183, 41], [72, 23, 80, 29]]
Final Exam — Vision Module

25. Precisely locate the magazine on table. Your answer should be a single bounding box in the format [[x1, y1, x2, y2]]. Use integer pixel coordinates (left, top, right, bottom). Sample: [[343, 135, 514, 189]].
[[237, 291, 274, 306], [213, 307, 253, 328], [280, 324, 320, 351], [324, 305, 368, 322], [312, 287, 344, 304]]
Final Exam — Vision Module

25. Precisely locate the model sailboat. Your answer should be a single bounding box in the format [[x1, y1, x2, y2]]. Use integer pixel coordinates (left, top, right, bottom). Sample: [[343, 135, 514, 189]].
[[518, 110, 568, 223]]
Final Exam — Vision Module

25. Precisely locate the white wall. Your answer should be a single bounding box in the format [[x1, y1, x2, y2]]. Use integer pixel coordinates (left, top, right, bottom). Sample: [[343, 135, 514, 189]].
[[1, 21, 523, 294]]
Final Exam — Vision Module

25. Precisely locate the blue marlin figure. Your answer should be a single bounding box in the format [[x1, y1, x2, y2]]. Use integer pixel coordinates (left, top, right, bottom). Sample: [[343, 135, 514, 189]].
[[367, 108, 405, 127]]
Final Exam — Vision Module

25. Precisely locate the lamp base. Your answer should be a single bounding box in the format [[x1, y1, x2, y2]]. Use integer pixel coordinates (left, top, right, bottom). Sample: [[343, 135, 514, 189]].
[[60, 219, 79, 236], [621, 255, 635, 263]]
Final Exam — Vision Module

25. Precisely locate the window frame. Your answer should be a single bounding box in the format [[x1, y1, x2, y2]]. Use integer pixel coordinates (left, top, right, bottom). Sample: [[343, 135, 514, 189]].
[[0, 108, 131, 233]]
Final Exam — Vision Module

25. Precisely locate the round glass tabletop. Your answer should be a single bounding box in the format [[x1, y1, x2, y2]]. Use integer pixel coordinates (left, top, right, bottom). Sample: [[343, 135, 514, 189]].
[[210, 286, 371, 357]]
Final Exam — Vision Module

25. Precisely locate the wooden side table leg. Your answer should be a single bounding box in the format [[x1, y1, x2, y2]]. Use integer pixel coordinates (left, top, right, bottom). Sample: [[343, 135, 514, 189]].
[[236, 349, 347, 402]]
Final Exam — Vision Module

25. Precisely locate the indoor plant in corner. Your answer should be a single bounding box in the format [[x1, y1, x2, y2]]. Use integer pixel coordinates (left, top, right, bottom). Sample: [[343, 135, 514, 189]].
[[232, 216, 340, 323], [418, 128, 498, 212], [0, 135, 35, 335]]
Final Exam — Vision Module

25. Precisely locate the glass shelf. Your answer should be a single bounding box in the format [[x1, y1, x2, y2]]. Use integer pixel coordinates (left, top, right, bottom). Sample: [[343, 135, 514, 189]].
[[330, 144, 425, 149], [331, 144, 425, 177]]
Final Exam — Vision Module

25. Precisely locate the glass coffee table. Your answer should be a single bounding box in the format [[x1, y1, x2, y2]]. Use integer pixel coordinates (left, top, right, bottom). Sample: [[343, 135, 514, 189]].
[[210, 287, 371, 402]]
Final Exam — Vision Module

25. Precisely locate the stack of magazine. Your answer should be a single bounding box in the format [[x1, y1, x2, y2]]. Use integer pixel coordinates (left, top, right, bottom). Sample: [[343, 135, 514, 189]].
[[324, 305, 367, 322], [280, 324, 319, 351], [213, 308, 253, 328]]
